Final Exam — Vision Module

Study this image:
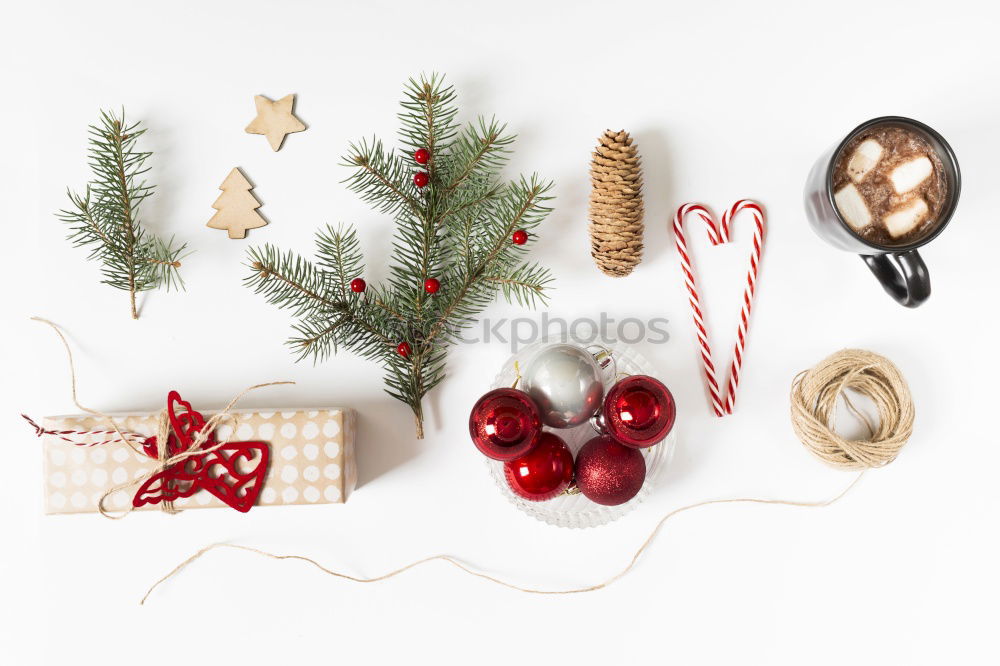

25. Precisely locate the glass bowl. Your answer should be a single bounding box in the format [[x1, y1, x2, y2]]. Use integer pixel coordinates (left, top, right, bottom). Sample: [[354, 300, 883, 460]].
[[486, 340, 676, 528]]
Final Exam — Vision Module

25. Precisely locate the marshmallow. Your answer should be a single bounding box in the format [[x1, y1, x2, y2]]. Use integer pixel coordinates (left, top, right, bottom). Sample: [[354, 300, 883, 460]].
[[847, 139, 883, 183], [883, 197, 929, 238], [890, 156, 933, 194], [834, 184, 872, 231]]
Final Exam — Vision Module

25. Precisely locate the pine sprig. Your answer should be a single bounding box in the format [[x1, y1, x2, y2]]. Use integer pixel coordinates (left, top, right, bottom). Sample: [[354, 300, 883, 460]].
[[58, 110, 186, 319], [341, 138, 420, 216], [245, 74, 554, 438], [487, 262, 554, 308], [315, 223, 365, 301], [442, 117, 513, 194], [398, 73, 459, 174]]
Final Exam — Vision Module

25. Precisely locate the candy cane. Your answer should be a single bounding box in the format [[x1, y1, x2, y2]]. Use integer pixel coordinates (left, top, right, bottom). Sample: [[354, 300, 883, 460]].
[[672, 200, 766, 417], [719, 200, 765, 414], [673, 203, 726, 417]]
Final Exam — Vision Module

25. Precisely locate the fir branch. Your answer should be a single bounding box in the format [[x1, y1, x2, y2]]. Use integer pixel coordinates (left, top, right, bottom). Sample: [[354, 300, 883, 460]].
[[136, 235, 189, 292], [368, 288, 408, 322], [484, 262, 553, 308], [315, 223, 365, 301], [58, 110, 185, 319], [398, 73, 459, 180], [421, 175, 553, 351], [245, 243, 396, 363], [244, 74, 555, 438], [342, 138, 421, 216], [442, 117, 513, 194], [386, 206, 442, 323], [246, 245, 338, 317]]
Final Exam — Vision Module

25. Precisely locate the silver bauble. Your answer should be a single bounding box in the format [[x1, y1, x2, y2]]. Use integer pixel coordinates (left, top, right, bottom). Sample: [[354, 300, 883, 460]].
[[523, 344, 604, 428]]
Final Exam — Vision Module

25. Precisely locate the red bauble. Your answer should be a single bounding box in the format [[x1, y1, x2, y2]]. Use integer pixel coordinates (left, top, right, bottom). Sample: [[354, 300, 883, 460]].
[[350, 278, 366, 293], [575, 435, 646, 506], [424, 278, 440, 294], [396, 342, 412, 358], [512, 229, 528, 245], [602, 375, 675, 448], [414, 148, 430, 165], [469, 388, 542, 461], [504, 432, 574, 502], [413, 171, 429, 188]]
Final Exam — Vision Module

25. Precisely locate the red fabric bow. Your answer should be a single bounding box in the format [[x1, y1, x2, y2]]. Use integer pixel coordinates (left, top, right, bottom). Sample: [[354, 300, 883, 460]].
[[132, 391, 269, 513]]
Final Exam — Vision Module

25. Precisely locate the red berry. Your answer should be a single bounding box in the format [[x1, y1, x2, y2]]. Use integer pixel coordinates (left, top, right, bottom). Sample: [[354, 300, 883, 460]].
[[413, 171, 429, 188], [396, 342, 412, 358], [349, 278, 366, 293], [414, 148, 430, 165], [424, 278, 440, 294], [512, 229, 528, 245]]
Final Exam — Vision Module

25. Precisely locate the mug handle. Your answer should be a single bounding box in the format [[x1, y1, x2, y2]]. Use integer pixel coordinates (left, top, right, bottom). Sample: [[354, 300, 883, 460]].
[[861, 250, 931, 308]]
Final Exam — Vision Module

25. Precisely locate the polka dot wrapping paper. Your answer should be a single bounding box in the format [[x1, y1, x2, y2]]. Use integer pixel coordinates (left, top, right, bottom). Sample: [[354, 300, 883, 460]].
[[40, 408, 356, 514]]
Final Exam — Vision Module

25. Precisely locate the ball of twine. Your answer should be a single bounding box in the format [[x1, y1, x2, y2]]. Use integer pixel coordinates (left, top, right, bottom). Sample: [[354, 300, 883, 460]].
[[790, 349, 914, 469]]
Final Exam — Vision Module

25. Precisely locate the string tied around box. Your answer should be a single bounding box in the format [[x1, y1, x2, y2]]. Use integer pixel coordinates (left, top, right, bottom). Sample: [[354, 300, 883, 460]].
[[140, 348, 915, 603], [23, 317, 293, 518]]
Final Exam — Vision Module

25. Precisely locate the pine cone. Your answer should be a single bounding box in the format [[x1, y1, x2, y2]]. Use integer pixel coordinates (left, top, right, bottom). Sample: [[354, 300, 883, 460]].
[[588, 130, 644, 277]]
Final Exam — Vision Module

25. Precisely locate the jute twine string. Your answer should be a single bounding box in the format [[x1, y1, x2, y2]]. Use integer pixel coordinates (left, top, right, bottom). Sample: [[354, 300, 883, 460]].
[[141, 479, 861, 604], [31, 317, 293, 519], [141, 349, 914, 605], [791, 348, 914, 469]]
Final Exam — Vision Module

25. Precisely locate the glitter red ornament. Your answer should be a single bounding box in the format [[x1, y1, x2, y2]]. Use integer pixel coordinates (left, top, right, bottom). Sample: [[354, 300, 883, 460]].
[[512, 229, 528, 245], [574, 435, 646, 506], [424, 278, 440, 294], [503, 432, 574, 501], [469, 388, 542, 461], [414, 148, 430, 165], [350, 278, 366, 293], [413, 171, 429, 188], [396, 341, 412, 358], [602, 375, 675, 448]]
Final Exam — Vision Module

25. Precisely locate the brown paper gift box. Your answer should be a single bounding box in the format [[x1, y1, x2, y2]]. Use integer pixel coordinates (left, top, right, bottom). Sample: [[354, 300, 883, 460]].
[[40, 407, 356, 514]]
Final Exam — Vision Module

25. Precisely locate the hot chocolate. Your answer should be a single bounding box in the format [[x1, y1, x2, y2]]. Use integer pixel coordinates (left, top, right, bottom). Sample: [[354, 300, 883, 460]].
[[832, 124, 948, 246]]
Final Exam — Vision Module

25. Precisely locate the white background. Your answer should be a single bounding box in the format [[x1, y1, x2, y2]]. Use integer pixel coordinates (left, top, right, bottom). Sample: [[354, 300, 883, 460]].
[[3, 1, 998, 664]]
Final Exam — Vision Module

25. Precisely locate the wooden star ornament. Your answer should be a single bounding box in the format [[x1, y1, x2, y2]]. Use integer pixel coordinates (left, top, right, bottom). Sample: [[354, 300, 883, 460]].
[[245, 94, 306, 151]]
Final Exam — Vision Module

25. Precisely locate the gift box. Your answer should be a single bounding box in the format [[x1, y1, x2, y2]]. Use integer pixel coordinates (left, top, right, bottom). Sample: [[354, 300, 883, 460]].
[[40, 405, 357, 515]]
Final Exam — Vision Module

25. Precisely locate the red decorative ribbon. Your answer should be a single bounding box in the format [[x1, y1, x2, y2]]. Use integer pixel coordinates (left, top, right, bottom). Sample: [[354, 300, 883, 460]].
[[132, 391, 270, 513]]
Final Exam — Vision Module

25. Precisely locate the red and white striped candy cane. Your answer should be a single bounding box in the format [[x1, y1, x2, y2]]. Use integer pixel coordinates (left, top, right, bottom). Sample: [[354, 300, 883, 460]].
[[673, 203, 726, 416], [719, 200, 765, 414], [672, 200, 766, 417]]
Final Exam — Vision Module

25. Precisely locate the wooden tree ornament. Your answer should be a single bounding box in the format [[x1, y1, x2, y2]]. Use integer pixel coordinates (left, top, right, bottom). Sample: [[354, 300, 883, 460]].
[[245, 94, 306, 151], [206, 168, 267, 239]]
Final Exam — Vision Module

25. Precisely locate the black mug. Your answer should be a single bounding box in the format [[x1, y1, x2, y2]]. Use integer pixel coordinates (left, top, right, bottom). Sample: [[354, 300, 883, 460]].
[[804, 116, 961, 308]]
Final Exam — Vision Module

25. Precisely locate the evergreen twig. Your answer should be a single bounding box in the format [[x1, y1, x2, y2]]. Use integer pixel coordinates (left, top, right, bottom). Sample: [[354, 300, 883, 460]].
[[245, 75, 554, 438], [58, 110, 187, 319]]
